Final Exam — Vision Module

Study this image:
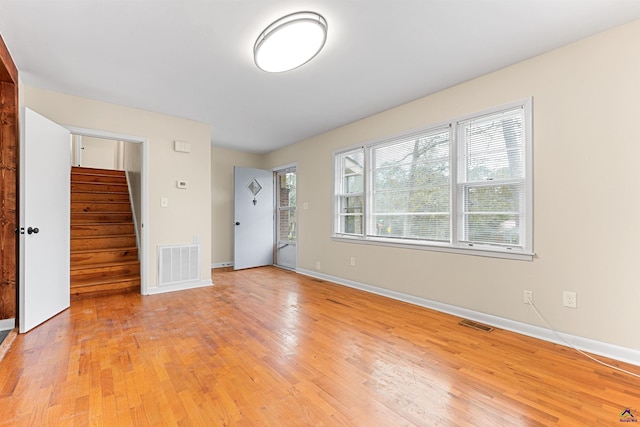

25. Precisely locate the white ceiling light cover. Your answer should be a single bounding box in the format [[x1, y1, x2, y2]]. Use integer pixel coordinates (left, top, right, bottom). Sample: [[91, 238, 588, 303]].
[[254, 11, 328, 73]]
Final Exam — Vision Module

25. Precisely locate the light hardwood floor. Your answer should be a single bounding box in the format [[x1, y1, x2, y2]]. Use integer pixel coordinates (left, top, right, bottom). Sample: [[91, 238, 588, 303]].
[[0, 266, 638, 426]]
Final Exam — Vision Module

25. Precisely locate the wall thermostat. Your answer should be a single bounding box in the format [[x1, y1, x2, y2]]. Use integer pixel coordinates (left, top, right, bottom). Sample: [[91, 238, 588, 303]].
[[177, 180, 188, 189]]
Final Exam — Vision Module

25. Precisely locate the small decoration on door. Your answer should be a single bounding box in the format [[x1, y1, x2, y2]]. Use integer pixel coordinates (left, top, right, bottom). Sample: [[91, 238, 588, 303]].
[[247, 178, 262, 205]]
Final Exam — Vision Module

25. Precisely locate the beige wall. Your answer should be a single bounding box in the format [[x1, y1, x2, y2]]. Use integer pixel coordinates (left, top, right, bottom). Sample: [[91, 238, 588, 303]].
[[24, 86, 212, 290], [211, 146, 264, 264], [74, 136, 120, 170], [261, 20, 640, 350]]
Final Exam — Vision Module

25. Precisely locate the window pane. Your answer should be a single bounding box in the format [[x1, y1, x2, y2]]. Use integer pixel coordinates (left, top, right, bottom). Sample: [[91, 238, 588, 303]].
[[341, 214, 363, 234], [342, 151, 364, 195], [462, 184, 521, 246], [374, 186, 449, 213], [464, 109, 524, 181], [375, 159, 449, 190], [344, 174, 363, 193], [278, 209, 296, 241], [460, 107, 525, 248], [336, 148, 365, 235], [463, 184, 521, 213], [372, 214, 449, 241], [278, 172, 296, 208], [464, 214, 520, 245], [340, 195, 363, 213], [371, 128, 450, 241]]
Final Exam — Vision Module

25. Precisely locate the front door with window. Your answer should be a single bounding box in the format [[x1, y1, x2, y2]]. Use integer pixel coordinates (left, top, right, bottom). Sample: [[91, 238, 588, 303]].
[[233, 166, 274, 270]]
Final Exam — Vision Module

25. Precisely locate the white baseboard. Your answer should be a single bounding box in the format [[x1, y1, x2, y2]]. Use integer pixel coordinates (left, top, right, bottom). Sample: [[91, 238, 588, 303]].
[[146, 279, 213, 295], [297, 268, 640, 368], [211, 262, 234, 269], [0, 318, 15, 331]]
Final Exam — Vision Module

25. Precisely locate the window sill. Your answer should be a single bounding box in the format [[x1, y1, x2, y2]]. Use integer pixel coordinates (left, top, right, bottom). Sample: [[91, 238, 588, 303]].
[[331, 235, 535, 261]]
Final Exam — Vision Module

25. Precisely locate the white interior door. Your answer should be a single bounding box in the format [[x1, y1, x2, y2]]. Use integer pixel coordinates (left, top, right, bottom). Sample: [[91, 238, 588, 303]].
[[234, 166, 274, 270], [19, 108, 71, 333]]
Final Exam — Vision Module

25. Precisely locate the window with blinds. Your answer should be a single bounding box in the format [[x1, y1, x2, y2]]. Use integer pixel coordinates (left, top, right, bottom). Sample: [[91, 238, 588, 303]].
[[333, 98, 532, 259], [458, 107, 526, 248], [371, 127, 451, 241]]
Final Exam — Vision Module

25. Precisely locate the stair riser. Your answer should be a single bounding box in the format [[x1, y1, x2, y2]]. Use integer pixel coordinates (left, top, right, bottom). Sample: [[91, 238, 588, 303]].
[[71, 280, 141, 298], [71, 167, 126, 177], [71, 249, 138, 266], [71, 182, 128, 193], [71, 174, 127, 184], [72, 193, 130, 203], [71, 265, 140, 282], [71, 236, 137, 251], [71, 202, 131, 213], [71, 224, 135, 237], [72, 213, 133, 223]]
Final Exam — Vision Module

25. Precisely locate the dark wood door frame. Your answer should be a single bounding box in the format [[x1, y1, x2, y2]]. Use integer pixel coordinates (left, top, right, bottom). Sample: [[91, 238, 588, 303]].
[[0, 32, 19, 324]]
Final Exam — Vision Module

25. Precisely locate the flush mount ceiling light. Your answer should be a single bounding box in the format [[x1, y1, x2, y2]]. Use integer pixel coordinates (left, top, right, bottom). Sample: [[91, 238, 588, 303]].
[[254, 11, 327, 73]]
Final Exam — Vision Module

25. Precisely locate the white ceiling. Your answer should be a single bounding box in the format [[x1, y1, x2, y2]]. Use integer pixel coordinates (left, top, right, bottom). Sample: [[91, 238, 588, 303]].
[[1, 1, 640, 153]]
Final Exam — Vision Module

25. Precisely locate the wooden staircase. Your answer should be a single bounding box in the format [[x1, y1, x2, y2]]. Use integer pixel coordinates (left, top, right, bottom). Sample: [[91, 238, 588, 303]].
[[70, 167, 140, 298]]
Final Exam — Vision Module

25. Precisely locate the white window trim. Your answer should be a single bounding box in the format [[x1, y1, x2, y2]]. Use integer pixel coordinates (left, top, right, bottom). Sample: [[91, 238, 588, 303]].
[[334, 147, 366, 237], [332, 98, 534, 261]]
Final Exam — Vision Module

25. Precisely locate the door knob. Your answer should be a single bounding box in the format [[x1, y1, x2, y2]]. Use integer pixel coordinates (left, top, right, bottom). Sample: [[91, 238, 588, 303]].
[[27, 227, 39, 235], [235, 222, 240, 226]]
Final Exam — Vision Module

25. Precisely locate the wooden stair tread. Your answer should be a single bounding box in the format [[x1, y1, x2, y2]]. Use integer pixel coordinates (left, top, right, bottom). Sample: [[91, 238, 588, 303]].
[[72, 166, 125, 174], [70, 260, 140, 271], [72, 199, 129, 202], [71, 213, 133, 221], [71, 181, 128, 187], [71, 171, 125, 176], [72, 191, 129, 195], [71, 214, 132, 217], [71, 246, 138, 254], [72, 222, 134, 226], [71, 282, 139, 292], [71, 272, 140, 285], [70, 233, 136, 239], [70, 249, 138, 266], [71, 171, 125, 177], [71, 283, 140, 299]]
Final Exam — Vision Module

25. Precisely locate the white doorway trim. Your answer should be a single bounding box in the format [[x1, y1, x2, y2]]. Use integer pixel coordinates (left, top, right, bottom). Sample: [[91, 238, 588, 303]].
[[64, 125, 149, 295]]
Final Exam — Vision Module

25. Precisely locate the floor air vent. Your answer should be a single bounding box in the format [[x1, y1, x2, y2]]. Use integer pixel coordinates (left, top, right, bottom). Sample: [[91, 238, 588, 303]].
[[459, 319, 494, 332], [158, 244, 200, 286]]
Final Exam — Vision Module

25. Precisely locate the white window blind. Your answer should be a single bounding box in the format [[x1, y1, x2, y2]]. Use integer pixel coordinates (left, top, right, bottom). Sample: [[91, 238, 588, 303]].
[[458, 107, 526, 248], [370, 127, 451, 241]]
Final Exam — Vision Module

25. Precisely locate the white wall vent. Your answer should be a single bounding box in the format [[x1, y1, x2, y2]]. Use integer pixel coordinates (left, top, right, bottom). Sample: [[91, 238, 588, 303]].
[[158, 244, 200, 286]]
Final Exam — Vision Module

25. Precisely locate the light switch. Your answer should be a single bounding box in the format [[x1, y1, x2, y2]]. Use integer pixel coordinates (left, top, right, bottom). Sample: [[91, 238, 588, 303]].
[[174, 140, 191, 153], [160, 197, 169, 207]]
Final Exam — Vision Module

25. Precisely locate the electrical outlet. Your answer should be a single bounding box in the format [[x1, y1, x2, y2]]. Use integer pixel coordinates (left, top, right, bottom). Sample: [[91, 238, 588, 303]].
[[523, 290, 533, 304], [316, 261, 321, 270], [563, 291, 577, 308], [350, 257, 356, 266]]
